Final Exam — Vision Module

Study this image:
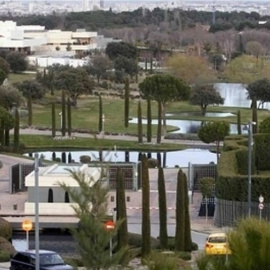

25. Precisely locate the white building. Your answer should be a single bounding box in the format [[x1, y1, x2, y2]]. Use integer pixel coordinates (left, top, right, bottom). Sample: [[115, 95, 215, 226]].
[[0, 20, 47, 54], [24, 164, 101, 215]]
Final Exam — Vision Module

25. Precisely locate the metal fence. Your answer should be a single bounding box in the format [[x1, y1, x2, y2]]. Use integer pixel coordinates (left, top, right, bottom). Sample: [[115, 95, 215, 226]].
[[214, 198, 270, 227], [188, 163, 217, 191]]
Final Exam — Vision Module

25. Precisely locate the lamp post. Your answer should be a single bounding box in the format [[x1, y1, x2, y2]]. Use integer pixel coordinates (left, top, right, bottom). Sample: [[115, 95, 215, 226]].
[[59, 112, 62, 130], [247, 121, 252, 218], [243, 121, 256, 218], [22, 219, 32, 250]]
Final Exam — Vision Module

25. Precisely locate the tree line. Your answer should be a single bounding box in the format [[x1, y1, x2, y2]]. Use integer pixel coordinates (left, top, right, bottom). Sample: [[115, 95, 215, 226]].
[[2, 8, 269, 32]]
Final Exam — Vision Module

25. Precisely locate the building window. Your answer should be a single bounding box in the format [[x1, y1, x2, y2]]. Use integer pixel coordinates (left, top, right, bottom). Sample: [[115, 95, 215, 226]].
[[48, 188, 53, 203], [65, 191, 70, 203]]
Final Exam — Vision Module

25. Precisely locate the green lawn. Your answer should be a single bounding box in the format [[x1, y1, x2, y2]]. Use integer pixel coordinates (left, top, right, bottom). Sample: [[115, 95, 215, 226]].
[[19, 94, 266, 136], [20, 134, 186, 152]]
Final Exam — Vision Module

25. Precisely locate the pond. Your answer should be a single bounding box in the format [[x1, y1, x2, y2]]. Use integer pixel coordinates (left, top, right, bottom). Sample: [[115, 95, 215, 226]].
[[166, 112, 235, 117], [27, 148, 217, 168], [129, 118, 248, 134]]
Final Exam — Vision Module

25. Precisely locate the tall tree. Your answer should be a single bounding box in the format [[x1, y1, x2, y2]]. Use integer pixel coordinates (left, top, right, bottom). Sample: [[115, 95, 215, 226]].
[[138, 101, 143, 144], [166, 54, 216, 85], [198, 121, 230, 162], [17, 80, 46, 100], [175, 169, 186, 251], [147, 98, 152, 143], [5, 52, 27, 73], [124, 77, 130, 128], [157, 101, 162, 144], [190, 84, 224, 116], [199, 177, 215, 223], [60, 170, 126, 270], [223, 55, 270, 83], [67, 97, 72, 137], [54, 66, 94, 107], [237, 110, 242, 135], [106, 42, 138, 60], [61, 90, 66, 137], [0, 85, 22, 110], [116, 168, 128, 254], [86, 55, 112, 83], [51, 102, 56, 138], [98, 94, 103, 133], [247, 78, 270, 109], [183, 173, 192, 252], [252, 97, 258, 134], [13, 108, 19, 153], [27, 96, 32, 127], [158, 167, 168, 249], [139, 74, 190, 135], [141, 154, 151, 259]]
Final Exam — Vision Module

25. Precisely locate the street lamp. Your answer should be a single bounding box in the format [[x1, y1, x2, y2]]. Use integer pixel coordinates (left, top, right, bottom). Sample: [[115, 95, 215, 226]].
[[243, 121, 256, 217], [59, 112, 62, 130]]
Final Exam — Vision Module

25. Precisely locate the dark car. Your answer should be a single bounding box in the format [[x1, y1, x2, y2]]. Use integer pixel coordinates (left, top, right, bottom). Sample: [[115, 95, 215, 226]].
[[10, 250, 74, 270]]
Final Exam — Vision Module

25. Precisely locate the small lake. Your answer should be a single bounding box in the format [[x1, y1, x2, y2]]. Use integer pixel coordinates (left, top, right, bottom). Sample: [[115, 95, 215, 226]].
[[129, 118, 248, 134], [27, 149, 217, 168]]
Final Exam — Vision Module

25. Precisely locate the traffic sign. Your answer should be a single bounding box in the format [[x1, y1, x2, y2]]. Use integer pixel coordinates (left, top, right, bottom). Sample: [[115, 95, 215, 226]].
[[259, 195, 264, 203], [22, 219, 33, 232], [259, 203, 264, 210], [105, 220, 115, 231]]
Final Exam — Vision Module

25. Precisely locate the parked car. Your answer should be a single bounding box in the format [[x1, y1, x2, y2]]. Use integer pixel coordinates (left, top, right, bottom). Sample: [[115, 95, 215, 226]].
[[205, 233, 231, 255], [10, 250, 74, 270]]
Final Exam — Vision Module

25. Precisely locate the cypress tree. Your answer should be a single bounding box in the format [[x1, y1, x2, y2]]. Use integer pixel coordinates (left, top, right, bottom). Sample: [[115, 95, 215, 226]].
[[147, 98, 152, 143], [157, 101, 162, 144], [252, 97, 257, 134], [175, 169, 186, 251], [67, 97, 72, 137], [138, 101, 143, 143], [124, 77, 130, 128], [150, 57, 153, 74], [51, 102, 56, 138], [0, 120, 4, 146], [116, 168, 128, 253], [4, 129, 9, 146], [237, 110, 241, 135], [183, 172, 192, 251], [61, 90, 66, 136], [141, 154, 151, 259], [27, 96, 32, 127], [98, 94, 103, 133], [13, 108, 20, 152], [158, 167, 168, 249]]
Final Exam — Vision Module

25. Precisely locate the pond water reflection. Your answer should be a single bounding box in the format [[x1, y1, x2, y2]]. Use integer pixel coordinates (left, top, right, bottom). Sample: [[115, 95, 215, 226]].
[[29, 149, 217, 168]]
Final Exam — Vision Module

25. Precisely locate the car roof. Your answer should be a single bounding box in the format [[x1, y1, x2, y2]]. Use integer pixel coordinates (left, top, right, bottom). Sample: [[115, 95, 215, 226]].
[[17, 250, 57, 256], [208, 233, 227, 238]]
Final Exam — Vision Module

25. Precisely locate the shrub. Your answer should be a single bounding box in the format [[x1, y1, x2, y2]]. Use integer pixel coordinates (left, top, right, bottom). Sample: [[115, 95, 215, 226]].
[[0, 237, 16, 259], [0, 218, 12, 240], [128, 233, 160, 250], [142, 251, 191, 270], [147, 158, 159, 168], [80, 155, 91, 163], [0, 250, 11, 262]]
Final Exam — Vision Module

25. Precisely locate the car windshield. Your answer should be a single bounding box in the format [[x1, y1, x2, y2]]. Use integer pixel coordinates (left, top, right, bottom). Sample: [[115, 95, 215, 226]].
[[40, 254, 64, 266], [208, 236, 227, 243]]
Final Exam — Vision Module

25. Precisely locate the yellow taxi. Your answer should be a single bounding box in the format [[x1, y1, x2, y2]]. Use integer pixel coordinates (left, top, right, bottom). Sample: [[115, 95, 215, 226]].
[[205, 233, 231, 255]]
